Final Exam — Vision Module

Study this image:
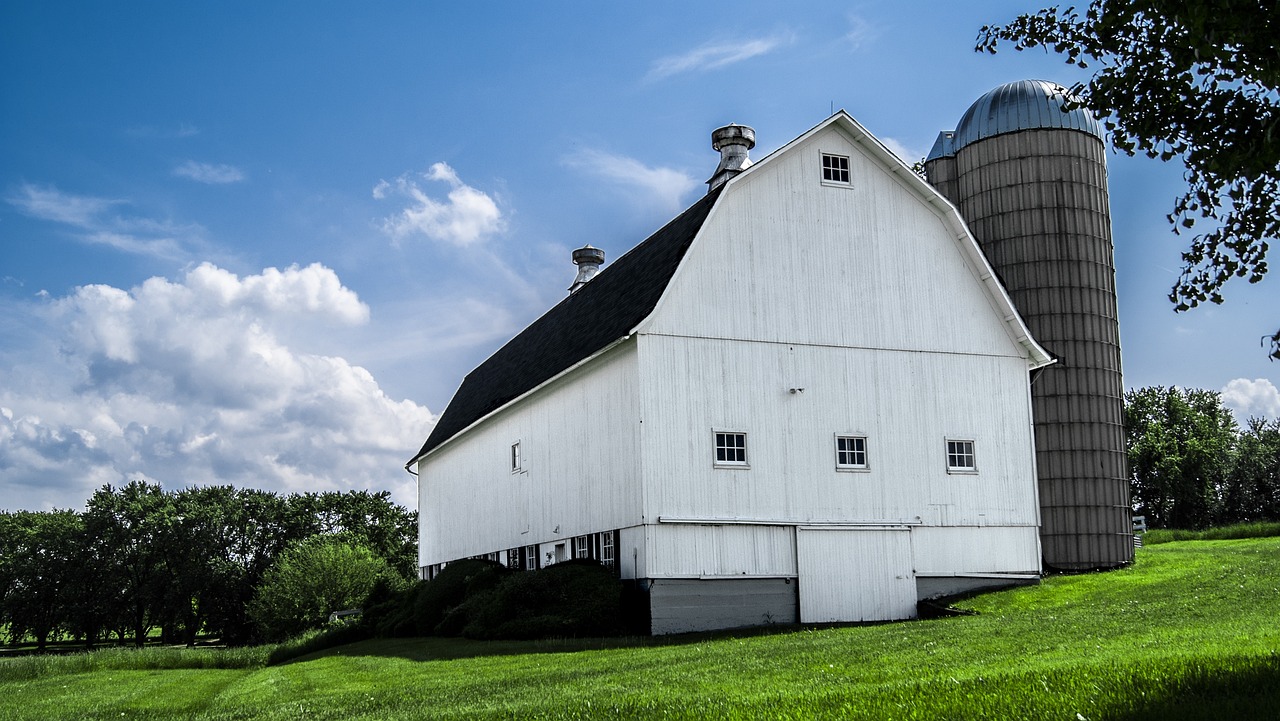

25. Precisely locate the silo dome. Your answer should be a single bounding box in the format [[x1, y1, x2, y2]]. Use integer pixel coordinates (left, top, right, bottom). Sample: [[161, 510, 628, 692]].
[[950, 79, 1103, 154]]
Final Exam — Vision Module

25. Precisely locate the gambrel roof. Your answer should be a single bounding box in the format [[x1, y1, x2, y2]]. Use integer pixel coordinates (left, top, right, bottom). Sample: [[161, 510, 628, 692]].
[[409, 186, 724, 464], [410, 111, 1053, 466]]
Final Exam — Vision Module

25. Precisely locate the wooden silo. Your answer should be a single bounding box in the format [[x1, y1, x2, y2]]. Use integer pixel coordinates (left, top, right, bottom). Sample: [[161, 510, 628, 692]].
[[925, 80, 1132, 570]]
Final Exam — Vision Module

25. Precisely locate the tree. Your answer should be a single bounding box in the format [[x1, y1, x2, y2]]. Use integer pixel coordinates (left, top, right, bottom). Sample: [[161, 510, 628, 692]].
[[977, 1, 1280, 359], [247, 534, 404, 642], [1124, 386, 1238, 528], [1222, 417, 1280, 522], [0, 510, 82, 649]]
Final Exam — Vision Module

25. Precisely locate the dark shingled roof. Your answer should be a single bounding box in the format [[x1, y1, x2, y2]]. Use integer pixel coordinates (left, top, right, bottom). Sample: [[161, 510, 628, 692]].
[[410, 186, 724, 463]]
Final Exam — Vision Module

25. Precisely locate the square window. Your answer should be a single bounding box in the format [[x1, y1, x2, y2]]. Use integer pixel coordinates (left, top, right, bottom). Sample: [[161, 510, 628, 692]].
[[947, 439, 977, 472], [714, 431, 748, 466], [836, 435, 868, 469], [822, 153, 850, 184]]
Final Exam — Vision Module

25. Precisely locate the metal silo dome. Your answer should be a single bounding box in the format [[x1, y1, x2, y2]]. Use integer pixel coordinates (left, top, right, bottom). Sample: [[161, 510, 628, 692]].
[[952, 79, 1103, 152]]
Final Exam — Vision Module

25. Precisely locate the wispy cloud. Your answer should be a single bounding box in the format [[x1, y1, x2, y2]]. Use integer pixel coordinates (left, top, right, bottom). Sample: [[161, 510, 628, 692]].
[[373, 163, 505, 246], [562, 149, 698, 214], [842, 14, 877, 51], [126, 123, 200, 139], [7, 183, 201, 261], [173, 161, 246, 184], [647, 33, 791, 81]]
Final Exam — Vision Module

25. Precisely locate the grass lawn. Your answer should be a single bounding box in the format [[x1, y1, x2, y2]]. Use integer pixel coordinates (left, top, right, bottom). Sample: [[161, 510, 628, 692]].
[[2, 537, 1277, 720]]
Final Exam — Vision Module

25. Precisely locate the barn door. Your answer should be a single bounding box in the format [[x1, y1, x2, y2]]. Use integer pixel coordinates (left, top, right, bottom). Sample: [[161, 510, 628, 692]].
[[796, 527, 916, 623]]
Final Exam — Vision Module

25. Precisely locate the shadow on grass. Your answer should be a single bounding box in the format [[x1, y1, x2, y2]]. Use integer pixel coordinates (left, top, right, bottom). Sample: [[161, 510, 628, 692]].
[[1104, 653, 1280, 721], [280, 622, 825, 665]]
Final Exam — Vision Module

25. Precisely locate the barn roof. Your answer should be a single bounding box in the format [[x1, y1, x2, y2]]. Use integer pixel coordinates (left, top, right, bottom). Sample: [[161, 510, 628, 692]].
[[409, 186, 724, 464]]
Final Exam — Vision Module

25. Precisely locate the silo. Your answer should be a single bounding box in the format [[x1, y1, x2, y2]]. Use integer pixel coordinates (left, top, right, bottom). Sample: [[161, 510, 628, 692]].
[[924, 79, 1132, 570]]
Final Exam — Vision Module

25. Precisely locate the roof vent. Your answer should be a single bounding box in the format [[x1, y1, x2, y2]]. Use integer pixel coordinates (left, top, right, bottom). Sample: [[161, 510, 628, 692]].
[[707, 124, 755, 191], [569, 245, 605, 293]]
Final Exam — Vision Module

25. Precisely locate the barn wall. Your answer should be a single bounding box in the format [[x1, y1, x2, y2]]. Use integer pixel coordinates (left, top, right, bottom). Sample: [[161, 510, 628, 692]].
[[635, 333, 1041, 532], [642, 523, 797, 578], [417, 341, 642, 567], [643, 123, 1025, 358], [649, 578, 798, 635]]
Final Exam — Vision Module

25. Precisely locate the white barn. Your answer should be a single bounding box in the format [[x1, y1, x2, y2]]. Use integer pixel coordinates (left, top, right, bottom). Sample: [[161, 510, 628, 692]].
[[408, 111, 1053, 634]]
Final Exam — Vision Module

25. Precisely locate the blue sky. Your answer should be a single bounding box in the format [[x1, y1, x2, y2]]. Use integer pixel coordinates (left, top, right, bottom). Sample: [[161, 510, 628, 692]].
[[2, 2, 1277, 512]]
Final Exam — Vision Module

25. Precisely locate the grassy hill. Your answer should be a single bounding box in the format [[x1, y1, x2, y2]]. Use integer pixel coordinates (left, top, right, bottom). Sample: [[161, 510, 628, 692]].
[[2, 537, 1277, 720]]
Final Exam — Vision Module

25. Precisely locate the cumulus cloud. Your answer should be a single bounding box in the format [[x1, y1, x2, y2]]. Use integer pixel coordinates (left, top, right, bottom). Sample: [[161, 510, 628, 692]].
[[374, 162, 505, 246], [562, 149, 698, 214], [7, 183, 199, 261], [173, 161, 246, 184], [647, 34, 791, 81], [0, 263, 433, 512], [1221, 378, 1280, 422]]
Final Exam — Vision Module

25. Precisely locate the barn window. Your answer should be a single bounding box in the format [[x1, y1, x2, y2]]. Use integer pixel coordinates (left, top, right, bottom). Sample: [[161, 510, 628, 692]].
[[714, 431, 748, 466], [835, 435, 868, 470], [946, 439, 977, 473], [573, 535, 590, 559], [523, 544, 538, 571], [821, 153, 850, 184], [600, 531, 615, 568], [510, 441, 522, 473]]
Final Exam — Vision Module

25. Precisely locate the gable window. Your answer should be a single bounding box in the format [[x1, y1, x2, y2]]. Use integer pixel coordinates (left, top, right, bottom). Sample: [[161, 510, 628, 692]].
[[510, 441, 522, 473], [714, 431, 748, 467], [835, 435, 869, 470], [822, 153, 850, 184], [946, 439, 977, 473]]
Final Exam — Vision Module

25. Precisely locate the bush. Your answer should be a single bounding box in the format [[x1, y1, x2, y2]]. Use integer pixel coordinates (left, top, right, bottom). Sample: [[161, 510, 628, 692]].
[[461, 559, 623, 640], [411, 559, 508, 636], [248, 534, 406, 642]]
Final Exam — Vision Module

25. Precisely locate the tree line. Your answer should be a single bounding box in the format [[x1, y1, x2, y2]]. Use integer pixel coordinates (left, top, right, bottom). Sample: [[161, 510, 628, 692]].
[[1126, 386, 1280, 530], [0, 482, 415, 650]]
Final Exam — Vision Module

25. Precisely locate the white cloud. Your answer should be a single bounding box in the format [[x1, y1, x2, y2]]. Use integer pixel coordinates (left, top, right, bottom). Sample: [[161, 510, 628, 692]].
[[374, 162, 505, 246], [879, 136, 926, 166], [647, 34, 790, 81], [0, 264, 432, 512], [1221, 378, 1280, 422], [842, 14, 877, 51], [7, 183, 200, 261], [173, 161, 246, 184], [562, 149, 699, 214]]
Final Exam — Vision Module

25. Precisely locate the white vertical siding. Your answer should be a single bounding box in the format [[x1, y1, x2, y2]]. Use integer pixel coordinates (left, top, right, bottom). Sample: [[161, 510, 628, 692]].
[[636, 334, 1039, 530], [797, 528, 916, 622], [912, 526, 1041, 576], [418, 341, 642, 567], [643, 523, 796, 578], [643, 125, 1024, 357]]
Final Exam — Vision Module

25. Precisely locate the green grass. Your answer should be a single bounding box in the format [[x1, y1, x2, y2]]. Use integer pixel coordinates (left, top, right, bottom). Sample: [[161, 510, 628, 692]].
[[1143, 520, 1280, 544], [2, 537, 1278, 720]]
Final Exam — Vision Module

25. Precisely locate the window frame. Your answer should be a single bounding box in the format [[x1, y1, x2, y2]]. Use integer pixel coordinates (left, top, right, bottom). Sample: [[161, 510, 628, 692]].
[[835, 434, 870, 472], [821, 152, 851, 185], [510, 441, 522, 473], [946, 438, 978, 474], [713, 430, 749, 468]]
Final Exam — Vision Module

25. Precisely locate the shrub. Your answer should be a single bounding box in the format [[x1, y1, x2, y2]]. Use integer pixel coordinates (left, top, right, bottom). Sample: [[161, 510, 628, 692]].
[[461, 559, 623, 640], [248, 534, 406, 642], [411, 559, 508, 636]]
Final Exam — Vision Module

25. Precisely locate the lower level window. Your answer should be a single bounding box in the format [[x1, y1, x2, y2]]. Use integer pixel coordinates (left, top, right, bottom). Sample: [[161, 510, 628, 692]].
[[715, 431, 748, 466], [947, 439, 977, 472]]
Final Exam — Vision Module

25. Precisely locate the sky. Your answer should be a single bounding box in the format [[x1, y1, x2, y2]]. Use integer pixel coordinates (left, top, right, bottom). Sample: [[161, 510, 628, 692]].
[[2, 2, 1277, 513]]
